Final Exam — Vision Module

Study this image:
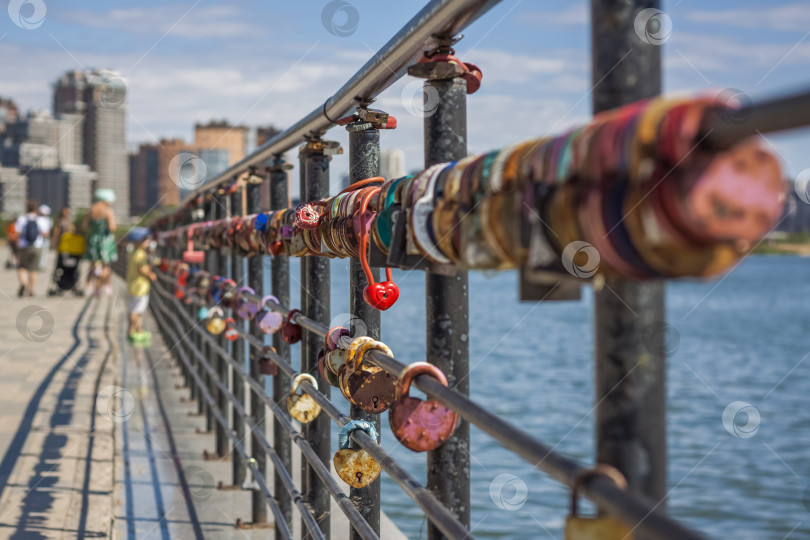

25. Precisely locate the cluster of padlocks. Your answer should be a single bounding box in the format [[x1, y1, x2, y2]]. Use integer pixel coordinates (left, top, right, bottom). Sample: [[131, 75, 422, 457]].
[[165, 261, 457, 489], [156, 91, 785, 314]]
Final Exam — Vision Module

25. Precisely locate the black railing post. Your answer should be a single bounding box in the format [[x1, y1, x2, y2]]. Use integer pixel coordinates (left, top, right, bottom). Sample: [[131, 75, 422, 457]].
[[299, 139, 333, 539], [230, 186, 247, 488], [215, 192, 230, 458], [202, 196, 215, 430], [269, 155, 292, 540], [591, 0, 667, 521], [246, 171, 269, 527], [422, 68, 471, 537], [346, 113, 382, 538]]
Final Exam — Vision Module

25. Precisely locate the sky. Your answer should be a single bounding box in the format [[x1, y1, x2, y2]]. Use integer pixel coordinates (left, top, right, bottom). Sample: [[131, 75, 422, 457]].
[[1, 0, 809, 195]]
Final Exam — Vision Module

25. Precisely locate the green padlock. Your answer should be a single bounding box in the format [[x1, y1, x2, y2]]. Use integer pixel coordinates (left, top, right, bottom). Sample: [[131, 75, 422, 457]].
[[564, 465, 634, 540]]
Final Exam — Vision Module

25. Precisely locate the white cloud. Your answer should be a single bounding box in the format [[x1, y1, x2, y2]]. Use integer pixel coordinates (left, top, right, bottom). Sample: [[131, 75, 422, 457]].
[[58, 5, 263, 38], [520, 3, 588, 26], [685, 3, 810, 32]]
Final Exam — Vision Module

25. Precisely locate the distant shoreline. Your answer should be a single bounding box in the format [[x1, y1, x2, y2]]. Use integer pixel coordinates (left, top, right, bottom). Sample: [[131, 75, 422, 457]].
[[754, 242, 810, 256]]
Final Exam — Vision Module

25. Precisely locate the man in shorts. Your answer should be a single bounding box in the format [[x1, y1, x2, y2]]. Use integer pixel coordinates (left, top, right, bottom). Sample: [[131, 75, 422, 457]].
[[125, 228, 156, 343], [15, 200, 51, 297]]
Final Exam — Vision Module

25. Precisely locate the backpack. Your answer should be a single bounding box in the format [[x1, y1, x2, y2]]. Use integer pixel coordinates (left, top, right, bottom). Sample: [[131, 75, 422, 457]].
[[23, 218, 39, 245]]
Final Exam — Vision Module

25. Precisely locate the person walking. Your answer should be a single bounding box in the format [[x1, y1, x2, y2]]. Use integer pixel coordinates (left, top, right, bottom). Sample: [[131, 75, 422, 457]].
[[38, 205, 52, 271], [5, 217, 19, 269], [51, 207, 74, 248], [83, 189, 117, 296], [14, 200, 51, 297]]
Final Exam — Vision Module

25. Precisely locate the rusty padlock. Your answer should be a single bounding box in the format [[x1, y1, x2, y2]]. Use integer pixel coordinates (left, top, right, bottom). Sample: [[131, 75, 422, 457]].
[[333, 420, 381, 489], [286, 373, 321, 424], [318, 347, 340, 387], [338, 337, 398, 414], [256, 345, 278, 376], [564, 465, 634, 540], [389, 362, 458, 452], [280, 309, 303, 344], [235, 286, 259, 320], [256, 295, 284, 334]]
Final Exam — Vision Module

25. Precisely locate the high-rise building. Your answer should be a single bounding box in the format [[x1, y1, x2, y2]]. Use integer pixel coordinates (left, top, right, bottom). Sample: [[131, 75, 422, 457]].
[[53, 69, 129, 220], [0, 167, 26, 218], [194, 120, 248, 166], [27, 164, 96, 214]]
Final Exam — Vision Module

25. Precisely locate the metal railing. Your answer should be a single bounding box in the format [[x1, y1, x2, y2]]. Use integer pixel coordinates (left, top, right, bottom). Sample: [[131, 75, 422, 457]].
[[133, 1, 810, 539]]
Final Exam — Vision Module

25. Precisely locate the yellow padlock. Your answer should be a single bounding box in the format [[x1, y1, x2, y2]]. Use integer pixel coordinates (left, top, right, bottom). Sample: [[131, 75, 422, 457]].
[[206, 307, 226, 335], [286, 374, 321, 424], [564, 465, 634, 540]]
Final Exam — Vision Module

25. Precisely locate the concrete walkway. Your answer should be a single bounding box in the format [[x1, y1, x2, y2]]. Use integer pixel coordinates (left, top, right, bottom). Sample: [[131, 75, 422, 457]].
[[0, 252, 407, 539], [0, 255, 265, 538]]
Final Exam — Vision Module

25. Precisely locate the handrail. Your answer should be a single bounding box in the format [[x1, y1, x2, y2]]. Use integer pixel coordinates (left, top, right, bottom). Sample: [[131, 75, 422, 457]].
[[154, 269, 708, 540], [170, 0, 501, 210]]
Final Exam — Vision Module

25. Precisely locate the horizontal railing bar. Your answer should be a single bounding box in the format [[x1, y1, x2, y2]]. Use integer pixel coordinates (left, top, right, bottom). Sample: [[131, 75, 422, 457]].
[[248, 287, 709, 540], [158, 270, 707, 540], [151, 288, 327, 540], [171, 0, 500, 210], [153, 284, 379, 540], [150, 298, 295, 539], [703, 87, 810, 149], [156, 276, 474, 540]]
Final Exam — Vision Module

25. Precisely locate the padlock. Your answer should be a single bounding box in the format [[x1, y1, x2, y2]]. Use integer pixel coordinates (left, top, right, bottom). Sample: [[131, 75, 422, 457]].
[[206, 307, 226, 335], [564, 465, 634, 540], [286, 373, 322, 424], [389, 362, 458, 452], [254, 346, 278, 376], [294, 202, 321, 230], [256, 295, 284, 334], [223, 317, 239, 341], [182, 224, 205, 263], [280, 309, 303, 344], [333, 420, 381, 489], [235, 286, 259, 320], [197, 306, 210, 320], [338, 337, 397, 414], [318, 347, 340, 387], [220, 279, 238, 309], [356, 186, 400, 310]]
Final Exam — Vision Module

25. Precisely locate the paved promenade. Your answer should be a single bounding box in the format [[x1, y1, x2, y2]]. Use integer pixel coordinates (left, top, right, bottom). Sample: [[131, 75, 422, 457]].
[[0, 251, 405, 539], [0, 254, 265, 539]]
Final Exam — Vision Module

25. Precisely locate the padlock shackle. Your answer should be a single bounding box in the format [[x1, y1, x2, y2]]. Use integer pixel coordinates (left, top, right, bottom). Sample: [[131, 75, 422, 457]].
[[261, 294, 280, 309], [569, 464, 628, 517], [207, 306, 224, 319], [352, 340, 393, 371], [398, 362, 448, 398], [291, 373, 318, 395], [285, 308, 300, 325], [325, 326, 350, 352]]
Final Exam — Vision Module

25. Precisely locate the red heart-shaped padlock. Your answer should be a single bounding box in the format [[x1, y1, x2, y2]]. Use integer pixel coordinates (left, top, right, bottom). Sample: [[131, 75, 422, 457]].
[[295, 203, 321, 230], [363, 282, 399, 311]]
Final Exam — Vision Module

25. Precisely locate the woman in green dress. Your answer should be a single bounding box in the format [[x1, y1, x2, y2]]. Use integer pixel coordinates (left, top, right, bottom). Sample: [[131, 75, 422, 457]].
[[83, 189, 117, 296]]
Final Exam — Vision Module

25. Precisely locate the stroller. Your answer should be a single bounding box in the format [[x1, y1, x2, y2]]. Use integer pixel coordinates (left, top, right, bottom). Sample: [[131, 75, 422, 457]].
[[48, 232, 86, 296]]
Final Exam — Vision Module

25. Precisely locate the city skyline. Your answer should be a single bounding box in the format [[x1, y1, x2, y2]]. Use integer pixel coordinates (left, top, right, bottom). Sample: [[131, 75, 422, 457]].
[[1, 1, 809, 182]]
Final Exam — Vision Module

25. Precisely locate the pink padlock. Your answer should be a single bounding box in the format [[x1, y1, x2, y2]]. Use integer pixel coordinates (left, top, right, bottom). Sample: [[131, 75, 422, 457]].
[[255, 295, 284, 334], [235, 287, 259, 320], [389, 362, 458, 452]]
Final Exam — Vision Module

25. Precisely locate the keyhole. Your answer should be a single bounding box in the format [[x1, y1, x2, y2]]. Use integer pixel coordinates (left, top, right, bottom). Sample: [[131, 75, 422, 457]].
[[302, 411, 309, 420], [372, 396, 379, 406], [356, 471, 363, 483], [382, 292, 388, 298]]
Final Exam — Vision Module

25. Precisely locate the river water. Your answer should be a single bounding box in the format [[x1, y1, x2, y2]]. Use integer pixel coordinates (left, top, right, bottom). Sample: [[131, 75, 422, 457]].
[[280, 255, 810, 539]]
